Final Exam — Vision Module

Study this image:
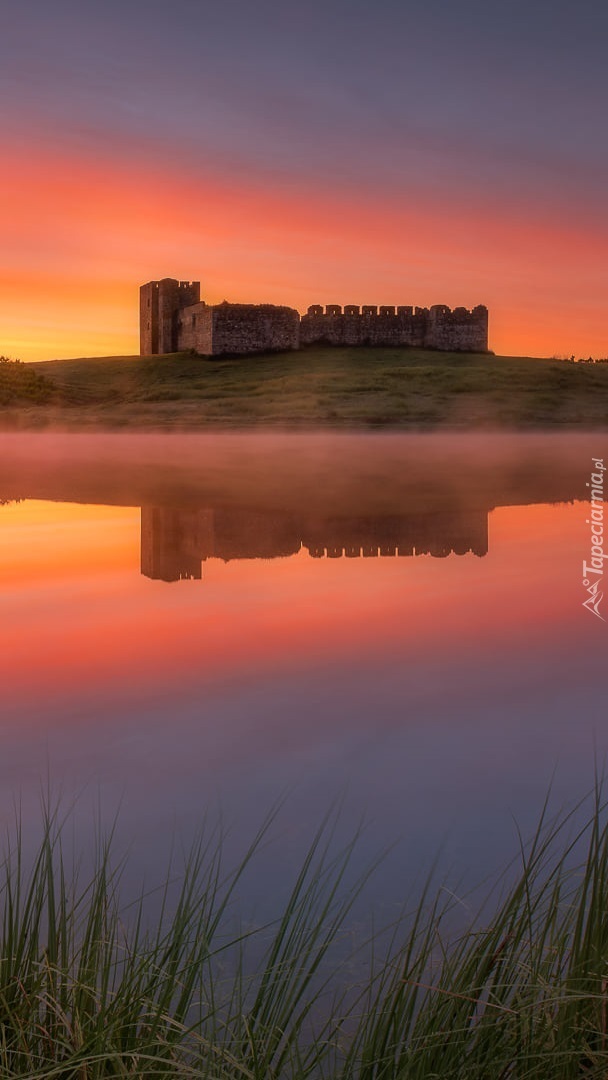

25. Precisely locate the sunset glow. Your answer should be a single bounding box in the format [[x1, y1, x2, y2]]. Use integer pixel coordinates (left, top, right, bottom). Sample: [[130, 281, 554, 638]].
[[2, 1, 606, 362], [1, 428, 605, 931], [0, 497, 585, 721]]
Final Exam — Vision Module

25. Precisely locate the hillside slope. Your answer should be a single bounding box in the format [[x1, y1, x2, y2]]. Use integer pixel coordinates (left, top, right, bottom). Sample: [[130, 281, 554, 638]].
[[3, 347, 608, 428]]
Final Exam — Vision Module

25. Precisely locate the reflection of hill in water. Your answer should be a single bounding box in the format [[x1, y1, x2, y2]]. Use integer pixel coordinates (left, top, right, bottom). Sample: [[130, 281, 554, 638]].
[[141, 507, 489, 582], [0, 432, 587, 514], [0, 432, 588, 583]]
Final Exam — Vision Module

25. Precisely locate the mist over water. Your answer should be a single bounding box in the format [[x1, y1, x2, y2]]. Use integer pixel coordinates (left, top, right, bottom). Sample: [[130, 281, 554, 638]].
[[0, 430, 605, 920]]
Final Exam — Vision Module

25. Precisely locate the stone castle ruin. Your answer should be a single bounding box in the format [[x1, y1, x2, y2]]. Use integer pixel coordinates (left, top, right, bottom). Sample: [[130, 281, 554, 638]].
[[140, 278, 489, 357], [141, 505, 489, 582]]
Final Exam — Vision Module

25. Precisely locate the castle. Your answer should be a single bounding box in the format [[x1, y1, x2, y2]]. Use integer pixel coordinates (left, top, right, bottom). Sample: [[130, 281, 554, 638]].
[[140, 278, 489, 356], [141, 505, 489, 582]]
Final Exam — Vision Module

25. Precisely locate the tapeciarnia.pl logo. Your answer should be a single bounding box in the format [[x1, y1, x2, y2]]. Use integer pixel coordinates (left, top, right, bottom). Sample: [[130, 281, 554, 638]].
[[582, 457, 606, 621]]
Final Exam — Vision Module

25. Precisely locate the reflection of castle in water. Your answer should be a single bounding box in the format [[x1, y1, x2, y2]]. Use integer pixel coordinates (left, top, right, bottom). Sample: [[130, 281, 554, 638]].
[[141, 507, 489, 582]]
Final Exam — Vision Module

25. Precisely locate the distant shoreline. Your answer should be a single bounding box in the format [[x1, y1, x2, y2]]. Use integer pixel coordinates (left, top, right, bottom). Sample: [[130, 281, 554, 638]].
[[2, 346, 608, 430]]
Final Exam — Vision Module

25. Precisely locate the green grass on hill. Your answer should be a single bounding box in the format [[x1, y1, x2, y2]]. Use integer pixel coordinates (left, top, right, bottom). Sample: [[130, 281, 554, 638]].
[[3, 346, 608, 427], [0, 356, 55, 406]]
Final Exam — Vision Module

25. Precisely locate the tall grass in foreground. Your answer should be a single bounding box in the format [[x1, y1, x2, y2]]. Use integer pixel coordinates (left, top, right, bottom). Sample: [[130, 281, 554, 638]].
[[4, 796, 608, 1077]]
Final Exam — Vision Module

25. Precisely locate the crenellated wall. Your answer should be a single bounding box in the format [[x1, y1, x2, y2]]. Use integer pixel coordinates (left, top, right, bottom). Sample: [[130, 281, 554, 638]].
[[426, 304, 489, 352], [301, 509, 488, 559], [140, 280, 489, 356], [140, 505, 489, 580], [299, 303, 488, 352]]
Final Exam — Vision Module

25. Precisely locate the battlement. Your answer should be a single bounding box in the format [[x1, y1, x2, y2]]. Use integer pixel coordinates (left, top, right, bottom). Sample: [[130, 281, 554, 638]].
[[304, 303, 485, 321], [300, 303, 488, 351], [140, 278, 201, 354], [140, 278, 489, 356], [141, 506, 489, 580]]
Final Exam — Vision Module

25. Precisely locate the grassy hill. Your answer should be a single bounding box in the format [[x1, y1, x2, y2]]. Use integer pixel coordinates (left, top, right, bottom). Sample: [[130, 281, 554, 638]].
[[2, 346, 608, 428], [0, 356, 55, 406]]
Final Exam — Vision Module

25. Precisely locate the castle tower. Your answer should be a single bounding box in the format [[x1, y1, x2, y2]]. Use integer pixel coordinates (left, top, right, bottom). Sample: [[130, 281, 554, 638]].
[[140, 279, 201, 355], [140, 506, 215, 581]]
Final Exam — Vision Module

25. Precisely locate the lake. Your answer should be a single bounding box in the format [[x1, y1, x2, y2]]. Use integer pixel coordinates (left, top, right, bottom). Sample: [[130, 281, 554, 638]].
[[0, 430, 606, 923]]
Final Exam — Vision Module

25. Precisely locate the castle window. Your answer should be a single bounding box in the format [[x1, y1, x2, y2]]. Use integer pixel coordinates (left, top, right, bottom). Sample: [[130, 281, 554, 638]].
[[191, 315, 196, 327], [147, 297, 150, 307]]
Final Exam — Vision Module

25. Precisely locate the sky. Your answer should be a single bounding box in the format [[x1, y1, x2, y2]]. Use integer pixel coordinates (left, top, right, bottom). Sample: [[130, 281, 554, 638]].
[[1, 0, 607, 361], [1, 493, 605, 902]]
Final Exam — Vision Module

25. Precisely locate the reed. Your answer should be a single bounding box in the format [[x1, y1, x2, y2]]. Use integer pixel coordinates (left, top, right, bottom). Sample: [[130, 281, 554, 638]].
[[3, 792, 608, 1077]]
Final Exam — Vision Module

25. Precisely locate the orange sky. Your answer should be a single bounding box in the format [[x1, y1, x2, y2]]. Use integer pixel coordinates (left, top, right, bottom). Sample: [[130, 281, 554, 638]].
[[2, 142, 607, 363], [1, 494, 603, 905], [2, 1, 608, 364], [0, 498, 587, 717]]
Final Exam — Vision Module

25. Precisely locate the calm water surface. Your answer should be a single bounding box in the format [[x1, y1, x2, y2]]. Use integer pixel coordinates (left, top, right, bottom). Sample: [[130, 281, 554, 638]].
[[0, 431, 606, 918]]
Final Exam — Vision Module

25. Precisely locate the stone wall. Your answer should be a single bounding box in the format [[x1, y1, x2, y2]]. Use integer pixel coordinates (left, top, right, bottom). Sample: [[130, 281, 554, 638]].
[[140, 280, 489, 356], [209, 303, 300, 356], [140, 279, 200, 355], [141, 505, 489, 580], [300, 303, 488, 352], [139, 282, 159, 355], [141, 506, 214, 581], [300, 509, 488, 559], [426, 304, 489, 352], [176, 301, 300, 356], [300, 307, 429, 348], [177, 303, 214, 354]]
